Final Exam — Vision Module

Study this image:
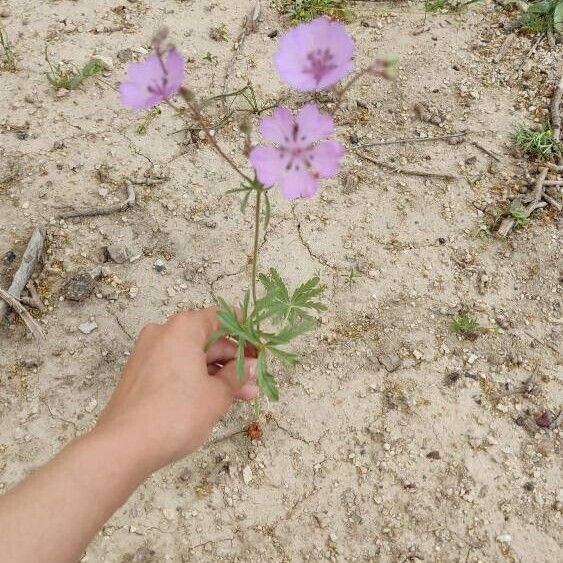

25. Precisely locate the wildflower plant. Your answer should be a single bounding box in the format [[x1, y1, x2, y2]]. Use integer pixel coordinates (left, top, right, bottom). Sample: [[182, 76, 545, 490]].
[[119, 18, 387, 411]]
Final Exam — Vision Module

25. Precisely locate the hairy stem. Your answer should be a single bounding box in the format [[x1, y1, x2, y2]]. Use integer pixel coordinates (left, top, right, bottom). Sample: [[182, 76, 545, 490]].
[[251, 188, 262, 305], [178, 88, 252, 183]]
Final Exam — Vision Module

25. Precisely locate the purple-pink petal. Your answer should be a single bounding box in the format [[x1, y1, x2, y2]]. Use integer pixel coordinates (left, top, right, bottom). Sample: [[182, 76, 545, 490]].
[[119, 48, 185, 111], [274, 17, 355, 92], [249, 146, 287, 187], [259, 107, 294, 144], [280, 168, 319, 200], [296, 104, 334, 144], [309, 140, 344, 178]]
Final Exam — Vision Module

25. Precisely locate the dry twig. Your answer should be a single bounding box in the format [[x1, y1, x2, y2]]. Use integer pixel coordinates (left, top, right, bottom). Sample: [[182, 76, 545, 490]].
[[56, 181, 136, 220], [497, 167, 549, 237], [471, 141, 501, 162], [354, 131, 467, 149], [0, 227, 46, 327], [355, 151, 456, 180], [550, 65, 563, 141], [0, 288, 45, 340]]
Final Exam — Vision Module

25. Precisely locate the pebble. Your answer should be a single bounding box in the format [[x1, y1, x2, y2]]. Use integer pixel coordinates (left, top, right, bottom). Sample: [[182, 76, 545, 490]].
[[2, 250, 16, 264], [78, 321, 98, 335], [105, 244, 130, 264], [496, 533, 511, 544], [85, 398, 98, 413], [379, 353, 402, 372], [154, 259, 166, 273], [62, 271, 95, 302], [242, 465, 253, 485]]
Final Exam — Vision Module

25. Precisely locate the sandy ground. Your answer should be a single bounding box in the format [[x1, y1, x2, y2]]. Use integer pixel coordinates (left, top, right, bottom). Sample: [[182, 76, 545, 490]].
[[1, 0, 562, 561]]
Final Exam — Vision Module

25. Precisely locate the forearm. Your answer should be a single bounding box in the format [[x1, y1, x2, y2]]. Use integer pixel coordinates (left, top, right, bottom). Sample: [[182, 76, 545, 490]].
[[0, 427, 150, 563]]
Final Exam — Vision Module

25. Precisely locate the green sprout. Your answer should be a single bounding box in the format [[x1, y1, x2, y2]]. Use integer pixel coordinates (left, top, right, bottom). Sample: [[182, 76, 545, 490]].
[[209, 23, 228, 42], [45, 48, 104, 90], [136, 107, 162, 135], [0, 27, 16, 72], [343, 268, 360, 289], [278, 0, 354, 24], [513, 125, 562, 158], [452, 313, 480, 338], [425, 0, 447, 13], [516, 0, 563, 34], [211, 269, 326, 402], [203, 51, 219, 65], [509, 204, 530, 228]]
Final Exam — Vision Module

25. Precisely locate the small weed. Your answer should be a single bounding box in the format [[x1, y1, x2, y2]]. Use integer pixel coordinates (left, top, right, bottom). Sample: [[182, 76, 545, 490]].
[[513, 125, 562, 157], [516, 0, 563, 34], [452, 313, 480, 338], [425, 0, 483, 14], [509, 204, 530, 228], [45, 48, 104, 90], [425, 0, 447, 13], [136, 107, 162, 135], [203, 51, 219, 64], [0, 27, 16, 72], [276, 0, 354, 24], [209, 23, 228, 42], [343, 268, 360, 289]]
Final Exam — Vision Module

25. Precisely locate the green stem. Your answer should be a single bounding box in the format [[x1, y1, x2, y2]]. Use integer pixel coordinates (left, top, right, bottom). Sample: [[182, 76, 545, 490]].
[[251, 188, 263, 420], [251, 188, 262, 305]]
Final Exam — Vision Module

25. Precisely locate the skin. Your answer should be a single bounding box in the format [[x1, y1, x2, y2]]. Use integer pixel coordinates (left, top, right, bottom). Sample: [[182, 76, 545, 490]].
[[0, 308, 258, 563]]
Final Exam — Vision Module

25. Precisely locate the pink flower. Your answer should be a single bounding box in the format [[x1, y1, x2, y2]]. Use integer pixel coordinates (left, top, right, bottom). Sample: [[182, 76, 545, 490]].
[[249, 104, 344, 200], [120, 49, 184, 110], [274, 17, 355, 92]]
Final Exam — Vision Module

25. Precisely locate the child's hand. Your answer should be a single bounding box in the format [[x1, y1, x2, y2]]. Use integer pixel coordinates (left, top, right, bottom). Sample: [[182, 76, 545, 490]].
[[95, 308, 258, 475]]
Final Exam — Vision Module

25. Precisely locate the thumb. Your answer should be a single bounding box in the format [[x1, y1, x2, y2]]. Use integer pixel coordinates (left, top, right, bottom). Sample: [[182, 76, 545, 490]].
[[215, 357, 259, 401]]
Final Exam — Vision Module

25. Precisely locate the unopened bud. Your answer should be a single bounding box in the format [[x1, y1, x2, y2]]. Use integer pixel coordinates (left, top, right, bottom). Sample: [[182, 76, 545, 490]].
[[152, 27, 170, 49], [369, 57, 397, 80]]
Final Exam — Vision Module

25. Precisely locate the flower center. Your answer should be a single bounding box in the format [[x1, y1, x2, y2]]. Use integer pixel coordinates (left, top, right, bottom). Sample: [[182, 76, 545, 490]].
[[302, 48, 337, 86], [147, 77, 168, 97]]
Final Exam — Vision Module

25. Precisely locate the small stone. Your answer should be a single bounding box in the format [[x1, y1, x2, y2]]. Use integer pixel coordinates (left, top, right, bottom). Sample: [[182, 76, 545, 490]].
[[62, 272, 95, 302], [413, 349, 423, 360], [79, 321, 98, 335], [105, 244, 130, 264], [496, 533, 511, 544], [242, 465, 253, 485], [85, 398, 98, 413], [129, 287, 139, 298], [467, 353, 478, 365], [496, 403, 508, 413], [426, 450, 441, 460], [2, 250, 16, 264], [154, 259, 166, 272], [379, 353, 401, 372]]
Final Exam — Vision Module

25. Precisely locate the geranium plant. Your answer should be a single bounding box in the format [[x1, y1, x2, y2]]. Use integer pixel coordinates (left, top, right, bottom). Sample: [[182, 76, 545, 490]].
[[119, 17, 387, 412]]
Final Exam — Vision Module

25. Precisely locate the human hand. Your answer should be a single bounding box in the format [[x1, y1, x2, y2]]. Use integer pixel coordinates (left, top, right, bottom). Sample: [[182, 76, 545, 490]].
[[94, 308, 258, 475]]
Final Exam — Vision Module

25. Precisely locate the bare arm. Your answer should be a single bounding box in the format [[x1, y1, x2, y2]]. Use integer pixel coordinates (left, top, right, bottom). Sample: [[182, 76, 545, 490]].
[[0, 308, 257, 563]]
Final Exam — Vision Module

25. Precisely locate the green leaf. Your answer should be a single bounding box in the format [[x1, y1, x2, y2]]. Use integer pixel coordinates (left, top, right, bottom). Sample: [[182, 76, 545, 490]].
[[205, 329, 226, 351], [267, 319, 316, 346], [255, 269, 326, 325], [263, 190, 271, 230], [555, 1, 563, 33], [236, 338, 246, 381], [257, 352, 279, 401], [269, 346, 299, 366], [242, 289, 250, 323], [241, 189, 252, 213]]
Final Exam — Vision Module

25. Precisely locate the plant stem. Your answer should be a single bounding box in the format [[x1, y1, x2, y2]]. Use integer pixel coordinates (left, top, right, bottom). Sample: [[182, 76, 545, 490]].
[[251, 188, 263, 420], [251, 188, 262, 305]]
